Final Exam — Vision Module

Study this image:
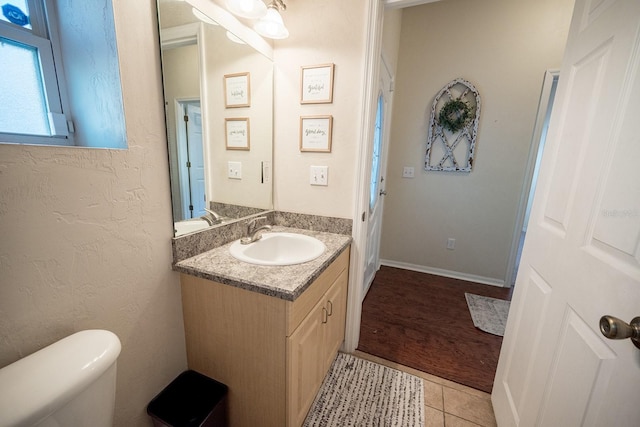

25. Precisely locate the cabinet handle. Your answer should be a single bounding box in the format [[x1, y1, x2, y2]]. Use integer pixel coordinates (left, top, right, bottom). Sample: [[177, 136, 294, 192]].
[[322, 307, 328, 324], [326, 300, 333, 316]]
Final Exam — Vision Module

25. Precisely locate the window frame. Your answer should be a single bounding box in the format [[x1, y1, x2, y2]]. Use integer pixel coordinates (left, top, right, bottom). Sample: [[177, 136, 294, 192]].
[[0, 0, 74, 146]]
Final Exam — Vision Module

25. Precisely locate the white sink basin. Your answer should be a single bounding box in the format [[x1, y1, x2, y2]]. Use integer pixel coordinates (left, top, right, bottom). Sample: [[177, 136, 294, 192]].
[[229, 232, 326, 266]]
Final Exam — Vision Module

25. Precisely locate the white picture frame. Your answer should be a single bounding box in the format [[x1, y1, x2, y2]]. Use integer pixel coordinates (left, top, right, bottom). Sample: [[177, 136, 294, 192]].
[[300, 63, 334, 104], [225, 118, 250, 150], [224, 72, 250, 108], [300, 115, 333, 152]]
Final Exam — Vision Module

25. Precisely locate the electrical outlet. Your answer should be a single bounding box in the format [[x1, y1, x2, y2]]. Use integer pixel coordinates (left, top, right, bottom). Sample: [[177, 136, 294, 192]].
[[310, 165, 328, 186], [403, 166, 415, 178], [447, 238, 455, 250], [228, 161, 242, 179]]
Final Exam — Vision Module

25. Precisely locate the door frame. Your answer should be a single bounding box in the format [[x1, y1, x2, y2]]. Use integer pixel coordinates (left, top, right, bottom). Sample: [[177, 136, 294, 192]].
[[504, 69, 560, 286], [344, 0, 384, 352]]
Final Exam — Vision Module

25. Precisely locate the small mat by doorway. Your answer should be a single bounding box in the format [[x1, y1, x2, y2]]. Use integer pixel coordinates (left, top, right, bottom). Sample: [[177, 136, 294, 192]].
[[304, 353, 424, 427], [465, 293, 510, 337]]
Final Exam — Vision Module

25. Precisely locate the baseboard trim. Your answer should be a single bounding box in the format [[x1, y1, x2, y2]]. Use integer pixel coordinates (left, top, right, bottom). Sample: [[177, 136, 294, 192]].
[[380, 259, 506, 288]]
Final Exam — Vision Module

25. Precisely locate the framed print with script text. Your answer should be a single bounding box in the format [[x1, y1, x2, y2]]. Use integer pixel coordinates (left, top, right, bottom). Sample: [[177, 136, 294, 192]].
[[224, 72, 250, 108], [300, 115, 332, 152], [225, 118, 250, 150], [300, 64, 334, 104]]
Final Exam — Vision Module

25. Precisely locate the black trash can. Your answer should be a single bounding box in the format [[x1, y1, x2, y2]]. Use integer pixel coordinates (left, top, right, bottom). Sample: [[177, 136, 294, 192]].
[[147, 370, 228, 427]]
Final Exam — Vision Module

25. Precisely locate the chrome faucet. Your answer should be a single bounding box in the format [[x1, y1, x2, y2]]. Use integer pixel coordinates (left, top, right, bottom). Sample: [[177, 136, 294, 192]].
[[240, 216, 271, 244], [201, 208, 223, 226]]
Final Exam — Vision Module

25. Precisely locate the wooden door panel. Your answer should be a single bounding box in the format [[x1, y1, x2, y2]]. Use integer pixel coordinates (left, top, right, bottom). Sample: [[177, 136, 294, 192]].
[[287, 299, 324, 427], [499, 269, 553, 419], [541, 41, 611, 234], [537, 309, 616, 426]]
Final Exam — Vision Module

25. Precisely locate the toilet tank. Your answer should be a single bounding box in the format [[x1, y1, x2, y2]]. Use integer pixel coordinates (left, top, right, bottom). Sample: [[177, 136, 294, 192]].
[[0, 330, 122, 427]]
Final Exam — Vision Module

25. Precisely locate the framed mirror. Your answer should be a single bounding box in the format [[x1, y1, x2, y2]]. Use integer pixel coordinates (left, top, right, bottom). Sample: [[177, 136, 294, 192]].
[[157, 0, 273, 236]]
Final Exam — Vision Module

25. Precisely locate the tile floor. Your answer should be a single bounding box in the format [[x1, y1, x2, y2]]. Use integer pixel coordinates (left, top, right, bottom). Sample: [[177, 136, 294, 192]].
[[353, 351, 497, 427]]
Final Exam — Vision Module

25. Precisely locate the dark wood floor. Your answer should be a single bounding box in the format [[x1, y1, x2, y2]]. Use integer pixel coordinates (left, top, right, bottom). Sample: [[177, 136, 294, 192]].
[[357, 266, 512, 393]]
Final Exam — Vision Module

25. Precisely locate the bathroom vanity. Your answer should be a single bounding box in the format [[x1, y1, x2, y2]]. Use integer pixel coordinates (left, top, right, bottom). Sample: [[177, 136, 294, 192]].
[[175, 227, 351, 427]]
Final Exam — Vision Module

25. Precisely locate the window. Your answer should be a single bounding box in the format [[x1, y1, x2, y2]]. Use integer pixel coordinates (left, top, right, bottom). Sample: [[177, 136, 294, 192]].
[[0, 0, 127, 148], [0, 0, 73, 145], [369, 93, 384, 210]]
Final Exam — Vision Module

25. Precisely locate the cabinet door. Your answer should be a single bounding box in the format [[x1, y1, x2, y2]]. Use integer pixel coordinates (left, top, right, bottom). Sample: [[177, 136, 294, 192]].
[[322, 269, 348, 372], [286, 298, 325, 427]]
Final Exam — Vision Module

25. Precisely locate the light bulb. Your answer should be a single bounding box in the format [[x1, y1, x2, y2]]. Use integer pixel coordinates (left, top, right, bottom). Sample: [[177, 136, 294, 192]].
[[254, 7, 288, 39], [225, 0, 267, 19]]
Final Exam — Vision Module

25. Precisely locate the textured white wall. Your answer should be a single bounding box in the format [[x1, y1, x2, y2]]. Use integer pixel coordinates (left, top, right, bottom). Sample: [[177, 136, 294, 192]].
[[0, 1, 187, 426], [380, 0, 574, 282], [272, 0, 368, 219], [54, 0, 127, 148]]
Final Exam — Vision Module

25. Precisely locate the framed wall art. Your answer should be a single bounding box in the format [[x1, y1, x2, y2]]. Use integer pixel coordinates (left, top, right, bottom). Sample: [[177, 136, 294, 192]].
[[425, 78, 481, 172], [300, 63, 334, 104], [224, 72, 250, 108], [225, 118, 250, 150], [300, 115, 333, 152]]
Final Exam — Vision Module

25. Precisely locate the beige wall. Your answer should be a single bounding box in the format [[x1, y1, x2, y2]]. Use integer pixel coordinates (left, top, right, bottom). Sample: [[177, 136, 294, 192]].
[[382, 8, 403, 76], [381, 0, 574, 282], [0, 1, 187, 426], [272, 0, 369, 219]]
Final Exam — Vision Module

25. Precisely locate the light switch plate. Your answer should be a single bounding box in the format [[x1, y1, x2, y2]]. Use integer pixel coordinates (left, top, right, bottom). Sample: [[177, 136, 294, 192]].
[[310, 165, 328, 186], [403, 166, 415, 178], [262, 161, 271, 184], [228, 161, 242, 179]]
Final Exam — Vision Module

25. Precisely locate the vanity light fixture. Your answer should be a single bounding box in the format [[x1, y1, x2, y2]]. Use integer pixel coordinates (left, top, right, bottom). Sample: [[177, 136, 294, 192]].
[[225, 0, 267, 19], [254, 0, 288, 40]]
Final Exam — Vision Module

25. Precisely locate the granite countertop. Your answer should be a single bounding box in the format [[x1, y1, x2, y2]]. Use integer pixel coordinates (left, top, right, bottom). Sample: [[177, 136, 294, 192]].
[[174, 226, 352, 301]]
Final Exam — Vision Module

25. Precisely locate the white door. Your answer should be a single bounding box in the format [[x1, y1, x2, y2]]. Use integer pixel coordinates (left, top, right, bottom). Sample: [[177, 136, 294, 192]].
[[186, 103, 206, 217], [492, 0, 640, 425], [363, 58, 393, 297], [177, 101, 206, 219]]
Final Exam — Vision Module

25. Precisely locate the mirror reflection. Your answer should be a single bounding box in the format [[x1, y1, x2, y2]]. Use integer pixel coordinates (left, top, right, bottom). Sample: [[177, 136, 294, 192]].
[[157, 0, 273, 236]]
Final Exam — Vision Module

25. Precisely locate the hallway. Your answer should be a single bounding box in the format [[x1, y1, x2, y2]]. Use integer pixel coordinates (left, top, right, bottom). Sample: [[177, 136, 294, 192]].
[[357, 267, 512, 393]]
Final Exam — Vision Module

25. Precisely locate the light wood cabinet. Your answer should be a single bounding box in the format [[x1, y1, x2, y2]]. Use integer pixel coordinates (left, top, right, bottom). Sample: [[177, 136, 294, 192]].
[[180, 247, 350, 427], [286, 268, 348, 426], [322, 270, 348, 370]]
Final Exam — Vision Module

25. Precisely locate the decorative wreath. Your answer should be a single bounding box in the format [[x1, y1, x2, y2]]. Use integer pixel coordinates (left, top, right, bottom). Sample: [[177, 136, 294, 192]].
[[438, 99, 471, 133]]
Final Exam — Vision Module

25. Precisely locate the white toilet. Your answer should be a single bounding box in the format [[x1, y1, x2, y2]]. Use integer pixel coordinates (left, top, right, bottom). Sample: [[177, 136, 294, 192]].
[[0, 330, 122, 427]]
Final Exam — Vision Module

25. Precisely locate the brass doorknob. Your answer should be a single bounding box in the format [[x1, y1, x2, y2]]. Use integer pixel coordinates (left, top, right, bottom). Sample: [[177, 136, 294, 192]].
[[599, 315, 640, 349]]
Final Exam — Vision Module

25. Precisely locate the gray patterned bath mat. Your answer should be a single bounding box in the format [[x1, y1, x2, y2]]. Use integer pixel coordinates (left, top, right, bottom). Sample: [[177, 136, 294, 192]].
[[304, 353, 424, 427], [465, 293, 510, 336]]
